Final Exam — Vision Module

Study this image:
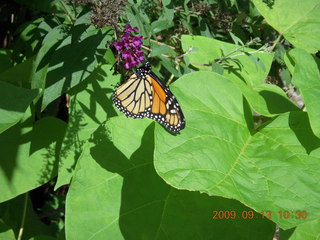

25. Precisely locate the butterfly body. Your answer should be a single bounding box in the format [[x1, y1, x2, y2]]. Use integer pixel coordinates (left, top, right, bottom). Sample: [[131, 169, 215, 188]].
[[112, 62, 185, 134]]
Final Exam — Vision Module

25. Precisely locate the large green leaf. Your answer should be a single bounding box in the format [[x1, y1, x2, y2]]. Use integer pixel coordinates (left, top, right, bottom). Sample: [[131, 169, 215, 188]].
[[289, 219, 320, 240], [0, 82, 39, 134], [154, 71, 320, 229], [0, 57, 35, 83], [181, 35, 298, 117], [252, 0, 320, 53], [66, 117, 275, 239], [54, 64, 119, 190], [13, 18, 44, 59], [41, 13, 113, 109], [285, 48, 320, 139], [0, 114, 66, 202]]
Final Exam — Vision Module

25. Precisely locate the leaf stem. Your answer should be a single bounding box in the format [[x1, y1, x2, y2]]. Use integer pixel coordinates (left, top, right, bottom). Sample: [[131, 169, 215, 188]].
[[269, 34, 282, 52], [216, 45, 244, 64], [17, 193, 28, 240], [225, 49, 266, 59]]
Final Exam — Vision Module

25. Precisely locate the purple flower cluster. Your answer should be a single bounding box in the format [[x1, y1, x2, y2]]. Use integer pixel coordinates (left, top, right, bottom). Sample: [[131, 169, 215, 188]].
[[114, 25, 144, 69]]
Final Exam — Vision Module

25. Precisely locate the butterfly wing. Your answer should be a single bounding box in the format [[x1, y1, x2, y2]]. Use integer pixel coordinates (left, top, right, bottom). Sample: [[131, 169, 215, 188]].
[[147, 72, 185, 133], [113, 63, 186, 134], [112, 73, 153, 119]]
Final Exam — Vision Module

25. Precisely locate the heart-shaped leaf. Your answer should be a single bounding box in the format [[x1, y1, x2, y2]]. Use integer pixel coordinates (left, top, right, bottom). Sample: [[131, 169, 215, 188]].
[[154, 71, 320, 229], [65, 116, 275, 239]]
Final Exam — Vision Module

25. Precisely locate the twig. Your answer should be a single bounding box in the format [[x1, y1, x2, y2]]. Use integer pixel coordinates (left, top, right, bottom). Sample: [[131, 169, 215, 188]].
[[149, 39, 175, 50], [17, 194, 28, 240]]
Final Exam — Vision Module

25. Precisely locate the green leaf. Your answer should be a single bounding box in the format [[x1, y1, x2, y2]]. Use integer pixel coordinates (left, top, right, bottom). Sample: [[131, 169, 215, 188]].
[[254, 84, 298, 114], [126, 2, 151, 38], [0, 219, 15, 240], [66, 117, 275, 239], [151, 18, 174, 34], [0, 57, 35, 83], [31, 24, 68, 96], [13, 18, 44, 59], [54, 65, 120, 190], [181, 35, 298, 116], [0, 115, 67, 202], [286, 48, 320, 138], [181, 35, 271, 85], [274, 44, 286, 65], [158, 56, 180, 77], [154, 71, 320, 229], [230, 32, 244, 46], [245, 53, 266, 72], [211, 62, 224, 75], [252, 0, 320, 53], [0, 49, 13, 73], [149, 43, 176, 58], [14, 0, 65, 13], [0, 82, 39, 134], [289, 219, 320, 240], [150, 2, 174, 34], [41, 15, 112, 109], [284, 51, 295, 74]]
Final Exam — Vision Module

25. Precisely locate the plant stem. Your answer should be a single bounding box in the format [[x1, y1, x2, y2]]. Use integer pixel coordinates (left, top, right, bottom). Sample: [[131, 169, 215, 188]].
[[226, 49, 265, 59], [216, 45, 244, 64], [269, 34, 282, 52], [166, 73, 175, 86], [149, 39, 176, 50], [17, 193, 28, 240]]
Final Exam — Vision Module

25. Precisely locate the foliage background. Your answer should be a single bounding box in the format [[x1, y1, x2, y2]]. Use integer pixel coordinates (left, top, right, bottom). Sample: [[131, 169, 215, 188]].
[[0, 0, 320, 239]]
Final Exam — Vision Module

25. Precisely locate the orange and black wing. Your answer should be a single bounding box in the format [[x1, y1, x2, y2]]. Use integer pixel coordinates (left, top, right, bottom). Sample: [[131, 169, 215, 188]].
[[147, 71, 185, 133], [112, 62, 185, 134]]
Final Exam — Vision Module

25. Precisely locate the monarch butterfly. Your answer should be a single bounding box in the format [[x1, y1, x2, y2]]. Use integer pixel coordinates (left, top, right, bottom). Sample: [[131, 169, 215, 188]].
[[112, 62, 186, 134]]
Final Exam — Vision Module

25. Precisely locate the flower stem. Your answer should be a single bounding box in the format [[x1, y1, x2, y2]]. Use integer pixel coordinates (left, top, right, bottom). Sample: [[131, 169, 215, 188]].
[[17, 193, 28, 240]]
